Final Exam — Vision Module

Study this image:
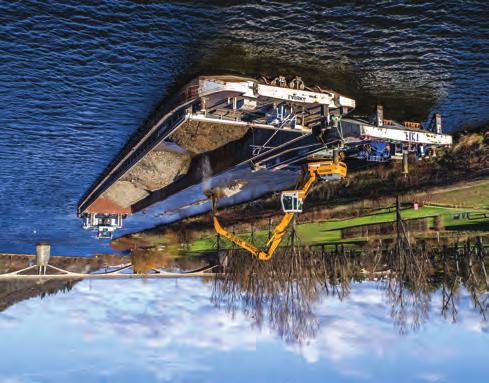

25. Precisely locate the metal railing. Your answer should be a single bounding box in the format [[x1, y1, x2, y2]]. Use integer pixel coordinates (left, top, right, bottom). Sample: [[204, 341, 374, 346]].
[[78, 110, 189, 215], [0, 263, 219, 281]]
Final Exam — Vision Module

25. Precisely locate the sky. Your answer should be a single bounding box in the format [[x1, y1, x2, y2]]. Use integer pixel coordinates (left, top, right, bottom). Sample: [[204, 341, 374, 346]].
[[0, 279, 488, 383]]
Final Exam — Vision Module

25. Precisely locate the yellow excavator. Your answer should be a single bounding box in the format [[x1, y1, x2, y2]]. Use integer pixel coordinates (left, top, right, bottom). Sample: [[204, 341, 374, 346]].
[[211, 160, 347, 261]]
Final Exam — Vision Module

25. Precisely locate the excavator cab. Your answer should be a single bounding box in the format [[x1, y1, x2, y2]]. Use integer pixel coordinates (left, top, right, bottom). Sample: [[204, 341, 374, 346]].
[[280, 191, 305, 213], [280, 161, 346, 213], [211, 159, 348, 261]]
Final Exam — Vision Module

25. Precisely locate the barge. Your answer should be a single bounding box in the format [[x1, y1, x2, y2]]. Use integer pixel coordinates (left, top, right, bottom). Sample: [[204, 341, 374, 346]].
[[77, 75, 452, 238]]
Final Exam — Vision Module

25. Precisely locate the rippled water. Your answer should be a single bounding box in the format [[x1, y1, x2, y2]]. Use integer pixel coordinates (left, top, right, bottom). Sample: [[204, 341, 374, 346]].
[[0, 1, 488, 254]]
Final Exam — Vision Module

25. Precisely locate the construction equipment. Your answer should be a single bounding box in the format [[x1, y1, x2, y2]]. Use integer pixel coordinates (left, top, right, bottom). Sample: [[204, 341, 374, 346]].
[[211, 161, 347, 260]]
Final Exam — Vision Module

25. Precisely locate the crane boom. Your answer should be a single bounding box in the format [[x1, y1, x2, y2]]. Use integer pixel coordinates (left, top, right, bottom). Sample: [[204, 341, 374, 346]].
[[212, 161, 347, 260]]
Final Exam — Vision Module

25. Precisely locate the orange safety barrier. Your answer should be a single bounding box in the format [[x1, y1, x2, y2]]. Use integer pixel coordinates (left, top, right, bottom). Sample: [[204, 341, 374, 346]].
[[404, 121, 421, 129]]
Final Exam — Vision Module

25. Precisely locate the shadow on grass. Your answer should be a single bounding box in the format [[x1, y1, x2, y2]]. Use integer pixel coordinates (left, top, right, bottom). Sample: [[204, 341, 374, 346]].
[[447, 222, 489, 232]]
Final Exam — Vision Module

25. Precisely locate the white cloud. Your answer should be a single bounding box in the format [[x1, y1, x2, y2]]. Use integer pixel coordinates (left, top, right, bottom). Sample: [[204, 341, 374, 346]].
[[0, 314, 20, 328], [0, 377, 24, 383], [1, 279, 488, 382], [417, 372, 445, 382]]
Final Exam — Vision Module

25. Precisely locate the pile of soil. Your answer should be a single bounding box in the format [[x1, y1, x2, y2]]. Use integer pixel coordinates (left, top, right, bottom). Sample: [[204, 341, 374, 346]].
[[171, 120, 249, 155], [103, 147, 191, 208]]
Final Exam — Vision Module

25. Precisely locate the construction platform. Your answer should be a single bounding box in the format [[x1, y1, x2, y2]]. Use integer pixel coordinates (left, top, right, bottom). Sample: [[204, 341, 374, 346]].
[[77, 75, 451, 238]]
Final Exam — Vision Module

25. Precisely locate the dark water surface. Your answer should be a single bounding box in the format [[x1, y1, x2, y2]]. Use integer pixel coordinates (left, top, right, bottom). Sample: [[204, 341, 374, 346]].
[[0, 1, 488, 253]]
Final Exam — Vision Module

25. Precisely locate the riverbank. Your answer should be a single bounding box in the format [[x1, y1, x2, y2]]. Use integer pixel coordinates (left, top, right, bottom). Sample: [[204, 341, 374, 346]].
[[0, 251, 213, 311], [112, 125, 489, 253]]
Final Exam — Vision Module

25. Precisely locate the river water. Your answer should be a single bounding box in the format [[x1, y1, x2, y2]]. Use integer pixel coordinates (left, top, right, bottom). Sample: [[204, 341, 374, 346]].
[[0, 2, 489, 381], [1, 0, 489, 255]]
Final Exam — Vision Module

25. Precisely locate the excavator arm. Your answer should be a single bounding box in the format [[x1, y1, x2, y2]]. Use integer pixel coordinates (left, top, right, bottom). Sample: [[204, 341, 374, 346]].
[[213, 216, 267, 260], [213, 212, 295, 261], [212, 167, 317, 261], [262, 212, 295, 260], [211, 160, 346, 261]]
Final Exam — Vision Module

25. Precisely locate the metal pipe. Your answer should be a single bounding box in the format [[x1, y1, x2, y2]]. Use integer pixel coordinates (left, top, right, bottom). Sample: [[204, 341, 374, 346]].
[[376, 105, 384, 127], [0, 272, 219, 281], [333, 147, 339, 164], [402, 150, 409, 176]]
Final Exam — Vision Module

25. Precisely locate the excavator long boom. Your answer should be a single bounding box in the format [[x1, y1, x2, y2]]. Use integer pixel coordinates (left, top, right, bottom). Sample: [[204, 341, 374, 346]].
[[213, 216, 266, 259], [212, 161, 346, 261], [213, 212, 295, 261]]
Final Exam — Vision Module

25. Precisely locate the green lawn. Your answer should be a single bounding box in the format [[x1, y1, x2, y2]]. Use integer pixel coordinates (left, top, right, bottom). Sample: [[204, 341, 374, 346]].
[[426, 179, 489, 209], [306, 206, 457, 231], [294, 206, 489, 245], [189, 206, 489, 252]]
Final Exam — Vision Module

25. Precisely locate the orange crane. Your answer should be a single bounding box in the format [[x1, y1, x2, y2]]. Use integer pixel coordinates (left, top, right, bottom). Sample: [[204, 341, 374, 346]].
[[211, 161, 347, 260]]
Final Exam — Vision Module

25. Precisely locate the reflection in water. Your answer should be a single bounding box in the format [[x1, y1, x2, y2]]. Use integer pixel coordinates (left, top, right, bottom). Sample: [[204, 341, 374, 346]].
[[213, 232, 488, 343]]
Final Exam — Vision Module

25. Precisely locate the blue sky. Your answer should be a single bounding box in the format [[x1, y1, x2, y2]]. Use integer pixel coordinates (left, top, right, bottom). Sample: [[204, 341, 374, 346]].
[[0, 279, 487, 383]]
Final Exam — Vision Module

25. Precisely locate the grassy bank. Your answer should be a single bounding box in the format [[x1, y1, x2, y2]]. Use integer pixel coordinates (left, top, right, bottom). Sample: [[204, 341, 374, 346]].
[[187, 204, 489, 252], [112, 125, 489, 253]]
